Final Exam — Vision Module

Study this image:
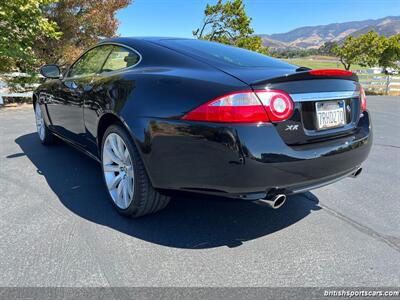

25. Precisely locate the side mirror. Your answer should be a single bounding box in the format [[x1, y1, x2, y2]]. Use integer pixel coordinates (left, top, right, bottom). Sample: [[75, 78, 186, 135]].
[[40, 64, 61, 79]]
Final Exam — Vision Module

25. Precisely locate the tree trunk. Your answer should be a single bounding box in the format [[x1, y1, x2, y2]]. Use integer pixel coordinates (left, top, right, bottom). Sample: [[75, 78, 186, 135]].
[[339, 57, 350, 70]]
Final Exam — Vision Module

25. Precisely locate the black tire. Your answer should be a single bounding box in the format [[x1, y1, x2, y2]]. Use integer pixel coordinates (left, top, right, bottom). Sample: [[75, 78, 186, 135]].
[[34, 102, 55, 145], [101, 124, 170, 218]]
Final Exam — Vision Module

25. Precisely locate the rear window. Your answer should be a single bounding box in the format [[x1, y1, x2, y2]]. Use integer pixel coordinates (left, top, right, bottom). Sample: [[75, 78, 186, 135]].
[[160, 39, 293, 68], [101, 46, 140, 73]]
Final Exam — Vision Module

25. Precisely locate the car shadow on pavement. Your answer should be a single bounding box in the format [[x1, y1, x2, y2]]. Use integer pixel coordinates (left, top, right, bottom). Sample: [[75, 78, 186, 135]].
[[12, 133, 321, 249]]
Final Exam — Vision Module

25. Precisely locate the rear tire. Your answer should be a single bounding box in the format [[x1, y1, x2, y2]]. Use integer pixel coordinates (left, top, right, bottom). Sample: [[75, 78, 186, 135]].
[[101, 124, 170, 218], [34, 102, 55, 145]]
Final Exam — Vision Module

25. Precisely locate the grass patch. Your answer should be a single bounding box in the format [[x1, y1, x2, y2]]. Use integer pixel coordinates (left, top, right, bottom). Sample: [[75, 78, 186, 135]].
[[284, 57, 367, 71]]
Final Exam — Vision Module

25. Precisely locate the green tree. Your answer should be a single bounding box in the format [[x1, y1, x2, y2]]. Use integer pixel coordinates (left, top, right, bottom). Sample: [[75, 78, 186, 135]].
[[332, 36, 362, 70], [0, 0, 61, 72], [193, 0, 268, 54], [379, 34, 400, 71], [333, 31, 399, 71], [356, 31, 388, 68], [36, 0, 132, 67]]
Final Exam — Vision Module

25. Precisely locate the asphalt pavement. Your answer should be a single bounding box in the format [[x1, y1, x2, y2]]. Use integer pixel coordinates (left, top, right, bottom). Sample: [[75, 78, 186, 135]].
[[0, 96, 399, 287]]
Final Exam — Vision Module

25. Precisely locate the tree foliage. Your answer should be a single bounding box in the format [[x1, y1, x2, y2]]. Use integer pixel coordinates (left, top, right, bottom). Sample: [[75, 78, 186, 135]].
[[0, 0, 61, 72], [379, 34, 400, 70], [333, 31, 400, 70], [37, 0, 131, 67], [332, 36, 362, 70], [356, 31, 388, 68], [193, 0, 268, 54]]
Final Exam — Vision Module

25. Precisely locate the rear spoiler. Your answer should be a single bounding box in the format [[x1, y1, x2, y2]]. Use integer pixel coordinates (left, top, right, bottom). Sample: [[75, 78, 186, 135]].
[[251, 69, 359, 86]]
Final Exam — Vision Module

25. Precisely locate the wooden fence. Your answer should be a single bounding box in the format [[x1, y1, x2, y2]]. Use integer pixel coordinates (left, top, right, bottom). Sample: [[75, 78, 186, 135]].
[[356, 73, 400, 95], [0, 92, 33, 105], [0, 73, 38, 105]]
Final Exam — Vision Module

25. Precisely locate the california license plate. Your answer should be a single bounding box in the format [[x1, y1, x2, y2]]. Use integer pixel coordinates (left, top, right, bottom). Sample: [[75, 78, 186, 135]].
[[315, 100, 346, 130]]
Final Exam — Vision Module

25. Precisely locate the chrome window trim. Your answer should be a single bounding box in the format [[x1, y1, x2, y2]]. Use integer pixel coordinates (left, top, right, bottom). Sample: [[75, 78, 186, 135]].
[[64, 42, 142, 80], [289, 91, 359, 102], [98, 42, 143, 74]]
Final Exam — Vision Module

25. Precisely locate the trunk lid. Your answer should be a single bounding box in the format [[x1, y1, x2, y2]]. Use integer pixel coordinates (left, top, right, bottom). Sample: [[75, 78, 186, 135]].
[[249, 70, 362, 146]]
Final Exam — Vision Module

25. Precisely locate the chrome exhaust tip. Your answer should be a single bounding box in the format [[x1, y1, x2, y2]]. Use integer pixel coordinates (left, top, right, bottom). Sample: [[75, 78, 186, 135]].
[[350, 167, 363, 178], [259, 194, 287, 209]]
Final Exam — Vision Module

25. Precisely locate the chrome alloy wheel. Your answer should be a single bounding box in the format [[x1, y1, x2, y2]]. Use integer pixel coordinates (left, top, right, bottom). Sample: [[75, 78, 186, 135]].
[[102, 133, 134, 209], [35, 102, 45, 141]]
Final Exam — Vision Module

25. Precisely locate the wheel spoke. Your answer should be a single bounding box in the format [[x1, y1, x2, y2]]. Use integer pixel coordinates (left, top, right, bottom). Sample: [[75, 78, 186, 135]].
[[110, 135, 123, 161], [127, 177, 134, 198], [103, 164, 120, 173], [123, 181, 129, 206], [107, 173, 122, 190], [126, 165, 134, 178], [104, 145, 124, 165], [124, 148, 130, 163], [117, 178, 124, 204], [117, 137, 126, 162]]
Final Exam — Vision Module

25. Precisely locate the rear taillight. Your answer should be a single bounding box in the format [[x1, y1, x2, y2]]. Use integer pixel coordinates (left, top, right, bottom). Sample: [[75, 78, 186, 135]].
[[182, 90, 294, 123], [182, 91, 269, 123], [360, 85, 367, 112], [309, 69, 353, 76], [254, 90, 294, 122]]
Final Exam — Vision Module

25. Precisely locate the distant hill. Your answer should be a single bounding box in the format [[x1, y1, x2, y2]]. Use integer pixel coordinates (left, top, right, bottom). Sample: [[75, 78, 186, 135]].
[[258, 16, 400, 49]]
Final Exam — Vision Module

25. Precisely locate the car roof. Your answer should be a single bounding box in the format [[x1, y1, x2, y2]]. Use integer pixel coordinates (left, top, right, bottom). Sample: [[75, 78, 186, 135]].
[[99, 36, 192, 44]]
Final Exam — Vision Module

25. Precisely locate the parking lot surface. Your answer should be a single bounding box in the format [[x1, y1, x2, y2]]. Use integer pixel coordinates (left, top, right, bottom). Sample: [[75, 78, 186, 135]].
[[0, 96, 399, 287]]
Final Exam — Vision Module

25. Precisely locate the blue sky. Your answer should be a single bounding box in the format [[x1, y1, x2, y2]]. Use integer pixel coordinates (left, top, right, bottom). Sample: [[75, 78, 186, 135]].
[[117, 0, 400, 37]]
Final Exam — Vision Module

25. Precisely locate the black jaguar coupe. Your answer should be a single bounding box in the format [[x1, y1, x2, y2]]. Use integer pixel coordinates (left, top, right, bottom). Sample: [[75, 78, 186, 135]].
[[34, 37, 372, 217]]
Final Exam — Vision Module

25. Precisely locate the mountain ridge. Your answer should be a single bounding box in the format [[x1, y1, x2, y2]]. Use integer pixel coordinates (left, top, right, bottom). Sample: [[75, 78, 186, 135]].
[[258, 16, 400, 49]]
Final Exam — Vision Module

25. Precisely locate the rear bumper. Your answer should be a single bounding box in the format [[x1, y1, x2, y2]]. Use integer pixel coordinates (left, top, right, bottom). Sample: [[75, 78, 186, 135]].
[[130, 111, 372, 199]]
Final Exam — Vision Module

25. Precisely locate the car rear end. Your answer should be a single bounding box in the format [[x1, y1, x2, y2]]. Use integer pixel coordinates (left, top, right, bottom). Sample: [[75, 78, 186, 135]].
[[141, 39, 372, 200], [179, 71, 371, 198], [250, 70, 371, 196]]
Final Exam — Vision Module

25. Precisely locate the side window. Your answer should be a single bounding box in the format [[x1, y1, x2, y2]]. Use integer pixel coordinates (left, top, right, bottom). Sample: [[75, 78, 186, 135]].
[[101, 46, 140, 73], [68, 45, 113, 78]]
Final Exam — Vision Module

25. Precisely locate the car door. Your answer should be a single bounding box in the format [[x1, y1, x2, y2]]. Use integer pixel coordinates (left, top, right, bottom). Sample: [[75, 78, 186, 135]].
[[47, 45, 113, 146], [83, 45, 141, 155]]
